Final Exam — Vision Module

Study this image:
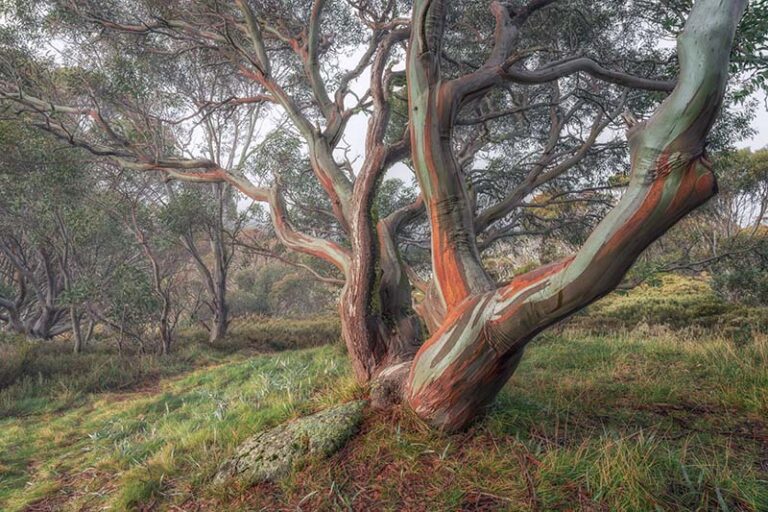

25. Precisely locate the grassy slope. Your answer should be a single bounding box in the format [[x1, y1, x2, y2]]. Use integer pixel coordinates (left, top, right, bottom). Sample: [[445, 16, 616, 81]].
[[0, 330, 766, 511], [0, 280, 767, 512], [0, 343, 359, 511]]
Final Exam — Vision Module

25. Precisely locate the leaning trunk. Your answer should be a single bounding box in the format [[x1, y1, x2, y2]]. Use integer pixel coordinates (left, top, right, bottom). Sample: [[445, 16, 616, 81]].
[[404, 0, 746, 431]]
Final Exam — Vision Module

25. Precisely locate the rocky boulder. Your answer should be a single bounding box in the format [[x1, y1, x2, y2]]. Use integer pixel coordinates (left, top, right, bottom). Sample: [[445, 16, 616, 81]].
[[214, 400, 366, 485]]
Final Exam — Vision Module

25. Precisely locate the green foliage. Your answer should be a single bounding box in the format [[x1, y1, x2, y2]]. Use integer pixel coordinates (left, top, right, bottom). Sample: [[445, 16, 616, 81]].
[[373, 177, 418, 220], [231, 263, 337, 318], [99, 263, 159, 331], [159, 187, 217, 237], [711, 232, 768, 307], [730, 0, 768, 100], [0, 121, 93, 233], [713, 148, 768, 198], [636, 148, 768, 304]]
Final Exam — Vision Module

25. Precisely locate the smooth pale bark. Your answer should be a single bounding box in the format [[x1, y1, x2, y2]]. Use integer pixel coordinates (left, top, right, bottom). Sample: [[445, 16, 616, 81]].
[[407, 75, 495, 312], [207, 183, 231, 344], [405, 0, 747, 431]]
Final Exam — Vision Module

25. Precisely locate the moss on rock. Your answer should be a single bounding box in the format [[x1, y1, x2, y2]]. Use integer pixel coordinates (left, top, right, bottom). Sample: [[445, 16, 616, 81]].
[[214, 400, 367, 484]]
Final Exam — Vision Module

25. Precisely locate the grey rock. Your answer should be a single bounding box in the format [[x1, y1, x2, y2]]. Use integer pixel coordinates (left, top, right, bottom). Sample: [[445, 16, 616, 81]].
[[214, 400, 366, 484]]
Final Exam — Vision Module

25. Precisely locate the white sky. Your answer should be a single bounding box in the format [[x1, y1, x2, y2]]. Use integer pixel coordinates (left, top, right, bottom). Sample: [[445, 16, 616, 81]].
[[739, 92, 768, 151]]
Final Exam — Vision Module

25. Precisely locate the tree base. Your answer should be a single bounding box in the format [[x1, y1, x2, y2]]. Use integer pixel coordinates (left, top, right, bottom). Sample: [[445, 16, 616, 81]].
[[369, 361, 411, 409]]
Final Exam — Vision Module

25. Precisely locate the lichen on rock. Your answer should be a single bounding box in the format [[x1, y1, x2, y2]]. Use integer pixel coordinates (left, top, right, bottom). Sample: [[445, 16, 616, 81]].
[[214, 400, 367, 485]]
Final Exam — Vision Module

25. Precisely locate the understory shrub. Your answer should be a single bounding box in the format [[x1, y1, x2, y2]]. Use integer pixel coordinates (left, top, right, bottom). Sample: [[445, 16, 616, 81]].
[[574, 274, 767, 334]]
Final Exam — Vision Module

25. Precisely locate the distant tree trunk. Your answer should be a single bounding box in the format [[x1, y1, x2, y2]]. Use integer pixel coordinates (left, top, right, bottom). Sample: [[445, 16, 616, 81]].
[[0, 296, 25, 335], [208, 210, 229, 345], [402, 0, 746, 431], [207, 184, 230, 344], [158, 292, 173, 355], [71, 306, 83, 354], [159, 317, 172, 355], [84, 317, 95, 344]]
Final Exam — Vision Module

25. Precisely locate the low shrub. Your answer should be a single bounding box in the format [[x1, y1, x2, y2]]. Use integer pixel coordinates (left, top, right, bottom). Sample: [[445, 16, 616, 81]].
[[573, 274, 767, 334], [226, 315, 341, 351]]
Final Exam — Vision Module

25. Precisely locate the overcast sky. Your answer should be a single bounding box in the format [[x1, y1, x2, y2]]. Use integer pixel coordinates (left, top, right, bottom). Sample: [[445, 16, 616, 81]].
[[740, 93, 768, 151]]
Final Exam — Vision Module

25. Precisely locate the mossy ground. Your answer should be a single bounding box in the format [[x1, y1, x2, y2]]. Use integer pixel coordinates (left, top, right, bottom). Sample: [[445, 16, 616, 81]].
[[1, 283, 767, 511]]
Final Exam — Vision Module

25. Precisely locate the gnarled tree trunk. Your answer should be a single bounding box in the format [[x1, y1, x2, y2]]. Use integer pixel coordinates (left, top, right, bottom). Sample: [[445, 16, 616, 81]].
[[339, 148, 423, 383], [403, 0, 747, 431], [1, 0, 746, 435]]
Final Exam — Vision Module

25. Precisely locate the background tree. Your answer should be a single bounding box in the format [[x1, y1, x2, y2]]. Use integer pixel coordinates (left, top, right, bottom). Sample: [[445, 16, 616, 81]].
[[0, 121, 129, 349], [161, 183, 247, 344], [106, 177, 191, 354]]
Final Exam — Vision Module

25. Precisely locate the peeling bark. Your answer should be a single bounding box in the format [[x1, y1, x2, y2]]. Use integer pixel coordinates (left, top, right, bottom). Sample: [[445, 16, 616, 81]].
[[404, 0, 747, 431], [0, 0, 747, 434]]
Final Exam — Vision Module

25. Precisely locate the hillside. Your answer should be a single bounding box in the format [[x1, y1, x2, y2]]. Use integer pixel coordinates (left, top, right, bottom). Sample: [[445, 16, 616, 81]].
[[1, 316, 766, 510]]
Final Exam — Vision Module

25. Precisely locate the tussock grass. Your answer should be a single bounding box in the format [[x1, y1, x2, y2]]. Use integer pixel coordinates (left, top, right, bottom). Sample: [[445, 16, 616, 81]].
[[574, 274, 768, 336], [224, 314, 340, 350], [268, 330, 768, 511], [0, 343, 357, 511], [1, 310, 766, 510]]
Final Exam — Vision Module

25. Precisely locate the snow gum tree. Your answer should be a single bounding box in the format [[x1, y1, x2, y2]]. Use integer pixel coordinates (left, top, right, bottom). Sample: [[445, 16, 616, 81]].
[[404, 0, 748, 430], [0, 0, 750, 430]]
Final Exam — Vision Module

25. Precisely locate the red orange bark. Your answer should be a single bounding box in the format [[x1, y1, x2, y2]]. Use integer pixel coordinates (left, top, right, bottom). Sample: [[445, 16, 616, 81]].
[[403, 0, 747, 431]]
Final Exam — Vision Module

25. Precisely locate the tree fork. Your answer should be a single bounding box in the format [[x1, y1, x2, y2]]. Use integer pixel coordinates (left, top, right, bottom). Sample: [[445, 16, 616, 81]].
[[405, 0, 748, 432]]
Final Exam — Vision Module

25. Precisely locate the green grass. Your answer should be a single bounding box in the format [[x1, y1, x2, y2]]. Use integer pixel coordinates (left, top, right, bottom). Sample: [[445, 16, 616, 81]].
[[263, 329, 766, 512], [0, 319, 766, 510], [223, 314, 340, 350], [574, 273, 768, 336], [0, 315, 340, 419], [0, 342, 358, 511]]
